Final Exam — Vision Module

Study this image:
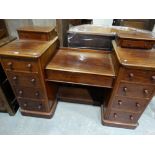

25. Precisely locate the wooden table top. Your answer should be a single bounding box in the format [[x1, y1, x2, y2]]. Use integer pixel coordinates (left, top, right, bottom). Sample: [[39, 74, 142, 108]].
[[0, 37, 58, 58], [113, 40, 155, 70], [17, 26, 55, 33], [46, 48, 115, 77]]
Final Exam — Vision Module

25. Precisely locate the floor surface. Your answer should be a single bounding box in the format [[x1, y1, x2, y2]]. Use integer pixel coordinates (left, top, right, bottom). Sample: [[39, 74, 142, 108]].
[[0, 97, 155, 135]]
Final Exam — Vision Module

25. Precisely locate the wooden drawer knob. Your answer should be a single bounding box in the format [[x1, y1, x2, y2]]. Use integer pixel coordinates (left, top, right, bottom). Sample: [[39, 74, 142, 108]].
[[38, 104, 42, 110], [144, 89, 149, 95], [12, 76, 17, 80], [118, 100, 122, 105], [27, 63, 32, 69], [136, 103, 140, 108], [19, 90, 23, 95], [129, 73, 134, 78], [7, 62, 13, 69], [123, 87, 128, 92], [151, 76, 155, 81], [113, 113, 118, 118], [35, 91, 39, 97], [31, 78, 36, 83], [130, 115, 134, 120], [23, 103, 27, 107]]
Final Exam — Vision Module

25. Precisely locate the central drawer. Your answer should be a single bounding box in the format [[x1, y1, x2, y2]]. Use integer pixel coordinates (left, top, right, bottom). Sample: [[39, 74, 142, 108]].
[[6, 71, 41, 88], [46, 70, 114, 88]]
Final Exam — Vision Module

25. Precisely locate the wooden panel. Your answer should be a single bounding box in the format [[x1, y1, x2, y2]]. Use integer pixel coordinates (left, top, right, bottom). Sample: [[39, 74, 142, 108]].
[[58, 84, 105, 105]]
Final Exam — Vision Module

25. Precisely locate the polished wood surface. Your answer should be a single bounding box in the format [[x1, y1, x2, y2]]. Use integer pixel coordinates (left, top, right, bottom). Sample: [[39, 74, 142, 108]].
[[113, 40, 155, 70], [45, 48, 115, 88], [0, 38, 58, 58]]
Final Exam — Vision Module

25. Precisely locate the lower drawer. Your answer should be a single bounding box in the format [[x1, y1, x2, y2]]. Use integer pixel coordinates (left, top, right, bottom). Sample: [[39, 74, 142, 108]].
[[14, 86, 45, 99], [108, 109, 140, 124], [18, 98, 46, 112], [111, 96, 148, 112]]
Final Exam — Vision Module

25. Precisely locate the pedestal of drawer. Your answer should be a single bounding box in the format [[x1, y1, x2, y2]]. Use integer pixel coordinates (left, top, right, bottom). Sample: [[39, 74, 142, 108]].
[[6, 71, 41, 88], [108, 109, 140, 124], [117, 82, 154, 99], [18, 98, 46, 112], [14, 86, 45, 99], [121, 68, 155, 84], [1, 58, 38, 72], [111, 96, 148, 112]]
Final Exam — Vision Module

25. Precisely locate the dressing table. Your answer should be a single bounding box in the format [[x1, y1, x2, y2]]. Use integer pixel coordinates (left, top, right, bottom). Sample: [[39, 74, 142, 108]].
[[0, 25, 155, 129]]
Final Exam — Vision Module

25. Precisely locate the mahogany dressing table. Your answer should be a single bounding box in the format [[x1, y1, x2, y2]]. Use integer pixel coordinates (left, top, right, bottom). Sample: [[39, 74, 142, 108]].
[[0, 25, 155, 129]]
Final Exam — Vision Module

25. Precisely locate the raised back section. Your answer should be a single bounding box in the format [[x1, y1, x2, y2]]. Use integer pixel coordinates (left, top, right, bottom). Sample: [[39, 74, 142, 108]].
[[17, 26, 57, 41]]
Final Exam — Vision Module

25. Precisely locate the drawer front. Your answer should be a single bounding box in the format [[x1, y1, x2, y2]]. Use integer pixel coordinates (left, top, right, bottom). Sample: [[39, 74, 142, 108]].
[[121, 68, 155, 84], [111, 96, 148, 112], [2, 58, 38, 72], [14, 87, 45, 99], [118, 39, 153, 49], [117, 82, 154, 99], [18, 98, 46, 112], [46, 70, 114, 88], [108, 110, 140, 123], [6, 71, 41, 88]]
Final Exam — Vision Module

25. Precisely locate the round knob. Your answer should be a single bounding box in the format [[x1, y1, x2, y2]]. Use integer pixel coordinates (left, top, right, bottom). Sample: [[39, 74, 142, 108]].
[[123, 87, 128, 92], [31, 78, 36, 83], [151, 76, 155, 81], [129, 73, 134, 78], [7, 62, 13, 69], [35, 92, 39, 97], [19, 90, 23, 95], [136, 103, 140, 108], [113, 113, 118, 118], [130, 115, 134, 120], [38, 104, 42, 110], [144, 89, 149, 95], [23, 103, 27, 107], [27, 63, 32, 69], [12, 76, 17, 80], [118, 100, 122, 105]]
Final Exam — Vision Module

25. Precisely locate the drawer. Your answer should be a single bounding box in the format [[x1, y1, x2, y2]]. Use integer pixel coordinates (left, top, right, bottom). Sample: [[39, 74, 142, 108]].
[[6, 71, 41, 88], [18, 98, 46, 112], [108, 109, 140, 123], [121, 68, 155, 84], [117, 82, 154, 99], [111, 96, 148, 112], [14, 87, 45, 99], [117, 39, 153, 49], [1, 58, 38, 72]]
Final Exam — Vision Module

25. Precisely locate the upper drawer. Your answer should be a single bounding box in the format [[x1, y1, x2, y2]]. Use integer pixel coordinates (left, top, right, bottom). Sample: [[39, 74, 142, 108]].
[[1, 58, 39, 72], [121, 68, 155, 84], [6, 71, 42, 88], [117, 82, 155, 99]]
